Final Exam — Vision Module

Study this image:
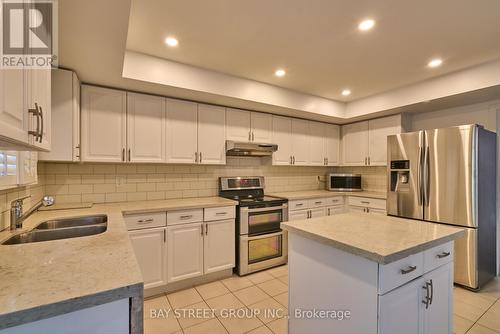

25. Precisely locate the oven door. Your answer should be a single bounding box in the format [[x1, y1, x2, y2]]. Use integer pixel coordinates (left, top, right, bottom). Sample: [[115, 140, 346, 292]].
[[239, 204, 288, 235], [238, 230, 288, 275]]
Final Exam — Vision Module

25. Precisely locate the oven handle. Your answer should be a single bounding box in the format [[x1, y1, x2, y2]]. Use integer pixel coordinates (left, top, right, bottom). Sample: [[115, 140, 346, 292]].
[[240, 204, 288, 213], [240, 230, 285, 241]]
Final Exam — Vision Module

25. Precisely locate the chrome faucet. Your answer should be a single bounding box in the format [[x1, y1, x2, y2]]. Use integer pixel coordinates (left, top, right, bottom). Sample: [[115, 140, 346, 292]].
[[10, 196, 55, 231]]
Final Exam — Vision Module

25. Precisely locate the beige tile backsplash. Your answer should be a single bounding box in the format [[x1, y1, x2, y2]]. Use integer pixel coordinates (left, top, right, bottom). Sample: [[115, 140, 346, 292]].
[[0, 159, 386, 231]]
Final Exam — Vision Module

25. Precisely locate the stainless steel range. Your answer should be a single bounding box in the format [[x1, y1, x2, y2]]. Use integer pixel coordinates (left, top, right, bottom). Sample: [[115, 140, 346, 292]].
[[218, 176, 288, 276]]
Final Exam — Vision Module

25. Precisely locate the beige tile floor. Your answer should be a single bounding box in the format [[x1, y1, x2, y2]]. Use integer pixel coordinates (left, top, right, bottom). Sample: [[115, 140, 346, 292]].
[[143, 265, 500, 334]]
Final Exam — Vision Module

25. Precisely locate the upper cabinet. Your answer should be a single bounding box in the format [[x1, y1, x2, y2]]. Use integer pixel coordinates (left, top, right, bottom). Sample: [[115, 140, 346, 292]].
[[165, 99, 198, 164], [0, 67, 51, 151], [40, 69, 80, 162], [128, 93, 166, 163], [226, 108, 272, 143], [341, 114, 402, 166], [197, 104, 226, 165], [272, 115, 292, 165], [309, 122, 341, 166], [325, 124, 340, 166], [291, 119, 309, 165], [81, 86, 127, 162]]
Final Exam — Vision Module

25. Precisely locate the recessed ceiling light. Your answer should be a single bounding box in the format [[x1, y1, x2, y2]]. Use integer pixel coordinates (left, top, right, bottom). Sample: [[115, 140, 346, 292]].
[[358, 19, 376, 31], [341, 89, 351, 96], [165, 37, 178, 47], [427, 58, 443, 68], [275, 69, 286, 77]]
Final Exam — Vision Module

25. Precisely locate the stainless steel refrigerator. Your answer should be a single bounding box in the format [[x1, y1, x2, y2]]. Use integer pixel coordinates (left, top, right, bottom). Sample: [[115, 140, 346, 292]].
[[387, 124, 496, 290]]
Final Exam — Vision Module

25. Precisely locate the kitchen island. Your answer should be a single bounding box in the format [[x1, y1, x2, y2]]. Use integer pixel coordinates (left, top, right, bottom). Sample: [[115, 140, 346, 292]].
[[281, 213, 465, 334]]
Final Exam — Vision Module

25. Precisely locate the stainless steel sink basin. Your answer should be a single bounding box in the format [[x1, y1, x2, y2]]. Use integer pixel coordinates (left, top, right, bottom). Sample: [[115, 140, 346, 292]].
[[34, 215, 108, 230], [2, 215, 108, 245]]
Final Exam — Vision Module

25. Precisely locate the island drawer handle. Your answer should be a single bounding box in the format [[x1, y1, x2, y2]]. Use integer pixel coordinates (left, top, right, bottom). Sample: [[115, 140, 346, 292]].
[[180, 215, 193, 219], [437, 251, 451, 259], [137, 219, 154, 224], [401, 266, 417, 275]]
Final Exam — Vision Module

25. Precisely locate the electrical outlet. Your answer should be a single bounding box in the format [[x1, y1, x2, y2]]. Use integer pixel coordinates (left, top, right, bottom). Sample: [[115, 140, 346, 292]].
[[116, 175, 126, 186]]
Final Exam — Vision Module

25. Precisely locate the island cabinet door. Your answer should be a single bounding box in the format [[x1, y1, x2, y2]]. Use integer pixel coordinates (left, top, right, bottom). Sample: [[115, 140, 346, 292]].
[[128, 227, 167, 290], [422, 262, 453, 334], [167, 223, 204, 283], [378, 276, 425, 334]]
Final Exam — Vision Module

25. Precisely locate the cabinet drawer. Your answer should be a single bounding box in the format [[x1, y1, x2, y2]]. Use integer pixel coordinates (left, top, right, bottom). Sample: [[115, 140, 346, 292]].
[[379, 252, 424, 294], [326, 196, 344, 206], [167, 209, 203, 225], [309, 198, 327, 208], [124, 212, 166, 231], [289, 199, 310, 211], [348, 196, 386, 210], [204, 206, 235, 222], [423, 241, 453, 273]]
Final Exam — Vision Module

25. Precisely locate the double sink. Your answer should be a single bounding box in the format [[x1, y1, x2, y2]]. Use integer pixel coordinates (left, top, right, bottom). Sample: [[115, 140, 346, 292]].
[[2, 215, 108, 245]]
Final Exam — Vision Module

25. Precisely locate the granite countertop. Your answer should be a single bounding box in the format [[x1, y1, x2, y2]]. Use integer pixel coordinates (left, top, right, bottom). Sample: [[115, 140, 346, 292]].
[[281, 212, 465, 264], [270, 189, 387, 200], [0, 196, 237, 330]]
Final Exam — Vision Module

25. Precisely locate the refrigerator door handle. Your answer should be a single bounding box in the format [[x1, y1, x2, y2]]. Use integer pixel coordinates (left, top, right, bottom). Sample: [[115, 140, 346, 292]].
[[423, 145, 430, 207], [418, 146, 423, 206]]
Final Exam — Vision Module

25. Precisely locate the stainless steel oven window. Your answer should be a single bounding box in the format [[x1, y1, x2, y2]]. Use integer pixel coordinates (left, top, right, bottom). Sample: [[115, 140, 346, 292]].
[[239, 204, 287, 235], [248, 234, 283, 264]]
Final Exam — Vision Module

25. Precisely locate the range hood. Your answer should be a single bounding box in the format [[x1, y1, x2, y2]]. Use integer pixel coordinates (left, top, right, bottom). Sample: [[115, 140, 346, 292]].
[[225, 140, 278, 157]]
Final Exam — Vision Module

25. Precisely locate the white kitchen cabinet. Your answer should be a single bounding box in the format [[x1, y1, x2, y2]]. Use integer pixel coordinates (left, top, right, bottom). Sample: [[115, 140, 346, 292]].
[[251, 112, 272, 143], [309, 121, 326, 166], [272, 115, 293, 165], [368, 115, 402, 166], [203, 219, 235, 274], [226, 108, 251, 142], [39, 69, 80, 162], [341, 114, 402, 166], [310, 207, 326, 219], [325, 124, 340, 166], [129, 227, 167, 289], [26, 67, 51, 150], [165, 99, 198, 164], [379, 262, 452, 334], [326, 205, 346, 216], [167, 223, 204, 283], [197, 104, 226, 165], [291, 118, 309, 165], [226, 108, 272, 143], [127, 93, 166, 163], [342, 121, 369, 166], [0, 68, 29, 146], [81, 86, 127, 162], [288, 209, 309, 222]]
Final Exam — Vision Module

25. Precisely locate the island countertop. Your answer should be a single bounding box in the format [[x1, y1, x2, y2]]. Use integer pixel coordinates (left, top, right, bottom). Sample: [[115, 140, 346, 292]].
[[0, 196, 237, 330], [281, 212, 465, 264]]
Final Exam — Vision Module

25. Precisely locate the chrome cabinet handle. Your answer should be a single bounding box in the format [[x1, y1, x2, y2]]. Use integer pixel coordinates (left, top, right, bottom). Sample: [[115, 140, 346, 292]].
[[401, 265, 417, 275], [164, 229, 166, 242], [128, 149, 131, 161], [38, 105, 44, 143], [437, 251, 451, 259], [248, 131, 251, 141], [201, 224, 204, 235], [180, 215, 193, 219], [200, 152, 202, 163], [429, 279, 434, 305], [422, 281, 432, 309], [367, 156, 370, 165], [327, 208, 331, 215], [295, 203, 303, 206], [364, 157, 367, 165], [292, 156, 295, 165], [251, 132, 254, 141], [205, 223, 208, 235], [215, 212, 227, 215], [326, 157, 328, 165], [195, 152, 198, 163], [290, 156, 293, 165], [315, 201, 322, 205], [122, 148, 125, 161], [361, 201, 370, 204], [28, 103, 41, 141], [137, 218, 154, 224], [331, 199, 339, 203]]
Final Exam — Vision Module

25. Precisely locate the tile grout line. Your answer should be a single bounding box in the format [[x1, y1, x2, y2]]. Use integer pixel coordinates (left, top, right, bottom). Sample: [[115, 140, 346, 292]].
[[463, 296, 500, 334]]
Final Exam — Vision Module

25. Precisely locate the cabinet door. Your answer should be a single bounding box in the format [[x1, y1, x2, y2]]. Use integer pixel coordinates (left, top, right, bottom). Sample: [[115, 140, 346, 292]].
[[368, 115, 401, 166], [27, 67, 51, 150], [226, 108, 251, 142], [326, 206, 345, 216], [165, 99, 198, 163], [291, 118, 310, 165], [349, 205, 367, 214], [251, 112, 272, 143], [369, 208, 387, 216], [204, 219, 235, 274], [129, 227, 167, 290], [288, 209, 309, 221], [81, 86, 127, 162], [127, 93, 166, 163], [0, 68, 29, 144], [198, 104, 226, 165], [325, 124, 340, 166], [310, 207, 326, 219], [308, 121, 326, 166], [167, 223, 204, 283], [342, 121, 369, 166], [422, 262, 453, 334], [378, 277, 424, 334], [272, 116, 292, 165]]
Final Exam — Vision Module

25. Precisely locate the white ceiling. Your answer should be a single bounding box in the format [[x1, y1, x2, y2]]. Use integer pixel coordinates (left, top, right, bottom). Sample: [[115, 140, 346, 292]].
[[126, 0, 500, 101]]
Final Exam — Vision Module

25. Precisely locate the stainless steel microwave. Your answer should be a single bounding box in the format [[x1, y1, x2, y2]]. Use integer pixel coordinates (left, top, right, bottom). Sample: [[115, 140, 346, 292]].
[[327, 174, 362, 191]]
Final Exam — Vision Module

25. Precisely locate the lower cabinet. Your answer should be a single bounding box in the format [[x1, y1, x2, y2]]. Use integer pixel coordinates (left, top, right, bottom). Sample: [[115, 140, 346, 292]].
[[378, 262, 452, 334], [128, 227, 167, 289], [167, 219, 235, 283], [326, 205, 346, 216], [167, 223, 204, 283]]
